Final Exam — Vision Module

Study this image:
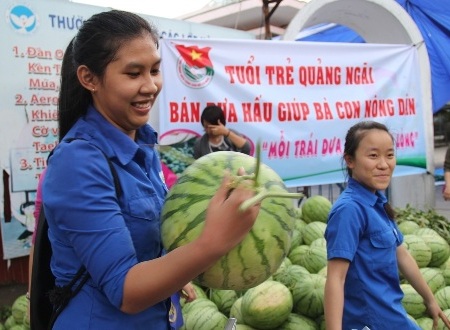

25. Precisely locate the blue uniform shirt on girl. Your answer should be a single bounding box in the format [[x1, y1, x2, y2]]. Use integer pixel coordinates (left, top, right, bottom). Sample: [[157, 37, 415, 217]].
[[43, 105, 171, 329], [325, 178, 419, 330]]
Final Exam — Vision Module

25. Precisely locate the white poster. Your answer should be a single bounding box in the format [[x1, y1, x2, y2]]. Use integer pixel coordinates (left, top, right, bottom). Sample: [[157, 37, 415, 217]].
[[159, 38, 426, 187]]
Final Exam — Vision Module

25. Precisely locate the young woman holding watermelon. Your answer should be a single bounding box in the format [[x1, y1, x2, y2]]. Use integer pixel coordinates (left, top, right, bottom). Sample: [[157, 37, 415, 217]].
[[38, 10, 260, 330], [324, 121, 450, 330]]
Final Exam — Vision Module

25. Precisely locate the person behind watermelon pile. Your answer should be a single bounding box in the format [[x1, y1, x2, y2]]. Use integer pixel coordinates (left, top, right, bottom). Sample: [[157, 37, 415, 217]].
[[193, 104, 251, 159], [324, 120, 450, 330], [37, 10, 260, 330]]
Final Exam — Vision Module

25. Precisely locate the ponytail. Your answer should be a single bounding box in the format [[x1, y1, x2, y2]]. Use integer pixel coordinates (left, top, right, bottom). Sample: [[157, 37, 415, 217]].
[[384, 202, 396, 221], [58, 38, 91, 141]]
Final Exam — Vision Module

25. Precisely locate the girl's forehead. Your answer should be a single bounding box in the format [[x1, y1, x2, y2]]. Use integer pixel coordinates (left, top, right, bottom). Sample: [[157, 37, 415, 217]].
[[358, 130, 394, 147]]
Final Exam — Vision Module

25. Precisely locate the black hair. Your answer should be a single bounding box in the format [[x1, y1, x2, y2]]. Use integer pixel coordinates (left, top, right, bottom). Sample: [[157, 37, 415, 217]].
[[200, 105, 226, 126], [58, 10, 159, 140], [343, 120, 396, 219]]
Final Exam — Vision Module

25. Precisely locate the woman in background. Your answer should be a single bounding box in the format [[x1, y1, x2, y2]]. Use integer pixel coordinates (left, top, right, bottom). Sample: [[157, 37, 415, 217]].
[[193, 104, 251, 159], [324, 121, 450, 330]]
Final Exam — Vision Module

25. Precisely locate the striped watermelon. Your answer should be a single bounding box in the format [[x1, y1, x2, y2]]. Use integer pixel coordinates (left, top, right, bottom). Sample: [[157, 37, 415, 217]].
[[401, 283, 426, 319], [419, 267, 446, 294], [420, 234, 450, 267], [289, 244, 327, 274], [414, 227, 441, 237], [229, 297, 244, 323], [416, 316, 434, 330], [236, 325, 257, 330], [272, 258, 293, 281], [301, 195, 332, 223], [294, 218, 307, 232], [241, 280, 293, 329], [278, 313, 319, 330], [402, 234, 432, 268], [161, 151, 299, 290], [183, 306, 228, 330], [435, 286, 450, 310], [4, 316, 16, 329], [209, 289, 239, 316], [293, 206, 302, 219], [291, 273, 326, 318], [288, 245, 310, 266], [310, 237, 327, 248], [11, 295, 28, 324], [397, 220, 420, 235], [440, 257, 450, 286], [302, 221, 327, 245], [317, 266, 327, 277], [273, 264, 310, 291], [437, 309, 450, 330], [182, 297, 218, 315], [289, 228, 303, 253]]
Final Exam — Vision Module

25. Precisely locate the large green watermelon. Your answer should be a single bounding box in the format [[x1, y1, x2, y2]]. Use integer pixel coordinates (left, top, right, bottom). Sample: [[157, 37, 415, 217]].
[[209, 289, 239, 316], [11, 295, 27, 324], [301, 195, 332, 223], [291, 273, 326, 319], [241, 280, 293, 330], [435, 286, 450, 311], [402, 234, 432, 268], [161, 151, 299, 290], [278, 313, 319, 330], [183, 306, 228, 330], [401, 283, 426, 319]]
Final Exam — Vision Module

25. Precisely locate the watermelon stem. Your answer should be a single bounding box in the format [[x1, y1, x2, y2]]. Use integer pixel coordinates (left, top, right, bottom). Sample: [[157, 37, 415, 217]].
[[253, 140, 261, 188], [239, 191, 304, 212]]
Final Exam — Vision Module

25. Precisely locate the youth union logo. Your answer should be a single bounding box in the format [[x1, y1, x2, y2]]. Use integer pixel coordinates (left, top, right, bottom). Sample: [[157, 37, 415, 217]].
[[6, 4, 38, 34], [174, 44, 214, 88]]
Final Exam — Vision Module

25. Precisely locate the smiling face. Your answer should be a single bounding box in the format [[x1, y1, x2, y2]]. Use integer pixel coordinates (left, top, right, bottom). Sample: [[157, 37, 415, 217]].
[[345, 129, 396, 193], [89, 33, 162, 139]]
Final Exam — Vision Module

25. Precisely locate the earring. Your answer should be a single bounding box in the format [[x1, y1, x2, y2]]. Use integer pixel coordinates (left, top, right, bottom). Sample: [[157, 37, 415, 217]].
[[92, 88, 95, 92]]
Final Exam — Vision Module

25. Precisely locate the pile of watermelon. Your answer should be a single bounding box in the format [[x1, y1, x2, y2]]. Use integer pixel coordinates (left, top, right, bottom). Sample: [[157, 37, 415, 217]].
[[160, 149, 450, 329], [177, 194, 450, 330], [0, 294, 29, 330]]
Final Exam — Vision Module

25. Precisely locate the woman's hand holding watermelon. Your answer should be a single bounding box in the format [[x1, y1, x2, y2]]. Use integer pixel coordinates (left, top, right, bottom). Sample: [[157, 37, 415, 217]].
[[199, 170, 260, 256]]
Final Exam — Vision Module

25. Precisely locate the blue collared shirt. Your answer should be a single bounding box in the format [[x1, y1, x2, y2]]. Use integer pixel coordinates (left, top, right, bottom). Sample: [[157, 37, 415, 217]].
[[43, 106, 171, 329], [325, 178, 419, 330]]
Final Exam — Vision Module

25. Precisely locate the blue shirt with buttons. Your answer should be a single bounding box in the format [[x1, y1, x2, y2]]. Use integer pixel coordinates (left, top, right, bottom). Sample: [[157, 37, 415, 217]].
[[325, 177, 419, 330], [43, 105, 171, 329]]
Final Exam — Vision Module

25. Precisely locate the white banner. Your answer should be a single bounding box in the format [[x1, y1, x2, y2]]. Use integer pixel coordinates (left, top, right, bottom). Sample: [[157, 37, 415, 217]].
[[159, 38, 426, 187]]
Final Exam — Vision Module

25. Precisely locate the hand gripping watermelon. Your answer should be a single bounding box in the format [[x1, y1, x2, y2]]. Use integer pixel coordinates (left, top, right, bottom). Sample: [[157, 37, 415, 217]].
[[161, 146, 302, 290]]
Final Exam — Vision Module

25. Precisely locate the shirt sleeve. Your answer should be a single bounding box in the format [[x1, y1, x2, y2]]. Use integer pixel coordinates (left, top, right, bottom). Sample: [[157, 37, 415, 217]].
[[325, 200, 367, 262], [44, 140, 137, 308], [228, 130, 251, 155]]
